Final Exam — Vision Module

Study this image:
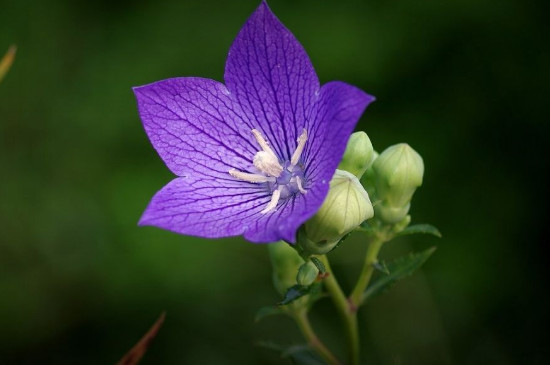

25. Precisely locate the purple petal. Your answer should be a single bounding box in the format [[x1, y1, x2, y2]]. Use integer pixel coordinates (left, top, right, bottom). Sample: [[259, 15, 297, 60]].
[[135, 4, 375, 244], [134, 77, 258, 179], [266, 82, 374, 243], [224, 1, 320, 162], [140, 177, 274, 240], [303, 81, 376, 200], [140, 176, 330, 243]]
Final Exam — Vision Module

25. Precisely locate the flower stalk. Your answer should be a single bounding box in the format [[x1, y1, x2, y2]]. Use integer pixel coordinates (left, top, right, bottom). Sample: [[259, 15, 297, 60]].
[[349, 232, 387, 308], [318, 255, 360, 365], [292, 309, 342, 365]]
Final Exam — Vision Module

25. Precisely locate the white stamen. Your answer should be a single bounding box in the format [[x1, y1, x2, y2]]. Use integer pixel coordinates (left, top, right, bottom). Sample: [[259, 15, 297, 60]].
[[253, 151, 283, 177], [295, 176, 307, 194], [229, 169, 275, 183], [251, 129, 278, 160], [290, 129, 308, 167], [229, 128, 309, 214], [261, 186, 283, 214]]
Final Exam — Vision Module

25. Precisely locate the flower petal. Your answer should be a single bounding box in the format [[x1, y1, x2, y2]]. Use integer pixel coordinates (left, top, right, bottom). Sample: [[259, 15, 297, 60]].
[[140, 177, 271, 239], [224, 1, 320, 161], [304, 81, 375, 186], [140, 176, 329, 243], [134, 77, 258, 179]]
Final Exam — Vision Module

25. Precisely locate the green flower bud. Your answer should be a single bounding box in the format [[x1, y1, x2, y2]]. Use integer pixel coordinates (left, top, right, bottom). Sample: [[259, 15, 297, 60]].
[[373, 143, 424, 224], [302, 169, 374, 254], [268, 241, 303, 296], [338, 132, 375, 178], [296, 261, 319, 286]]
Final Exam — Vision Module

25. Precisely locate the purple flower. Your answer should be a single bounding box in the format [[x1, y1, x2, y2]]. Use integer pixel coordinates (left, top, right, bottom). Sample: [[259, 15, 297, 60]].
[[133, 1, 374, 243]]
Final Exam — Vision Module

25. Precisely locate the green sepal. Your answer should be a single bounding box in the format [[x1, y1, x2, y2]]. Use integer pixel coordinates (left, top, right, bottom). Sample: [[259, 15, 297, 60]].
[[394, 224, 442, 238], [279, 283, 321, 306], [310, 257, 326, 274], [255, 305, 286, 323], [361, 246, 436, 304]]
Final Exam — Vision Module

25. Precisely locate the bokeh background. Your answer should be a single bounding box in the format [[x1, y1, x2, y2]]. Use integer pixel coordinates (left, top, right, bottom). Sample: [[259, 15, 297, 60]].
[[1, 0, 548, 364]]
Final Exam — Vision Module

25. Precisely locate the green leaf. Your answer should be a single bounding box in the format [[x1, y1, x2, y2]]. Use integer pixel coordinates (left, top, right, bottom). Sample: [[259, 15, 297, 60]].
[[283, 346, 325, 365], [279, 284, 321, 306], [372, 261, 389, 274], [362, 247, 436, 304], [256, 342, 324, 365], [255, 305, 286, 322], [394, 224, 442, 238], [310, 257, 326, 274]]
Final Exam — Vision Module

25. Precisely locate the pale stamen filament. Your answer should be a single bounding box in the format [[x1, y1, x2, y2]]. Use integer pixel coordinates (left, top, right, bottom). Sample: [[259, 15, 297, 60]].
[[229, 169, 275, 183], [229, 128, 309, 214], [251, 129, 279, 161], [295, 176, 307, 194], [261, 186, 283, 214], [290, 129, 308, 167]]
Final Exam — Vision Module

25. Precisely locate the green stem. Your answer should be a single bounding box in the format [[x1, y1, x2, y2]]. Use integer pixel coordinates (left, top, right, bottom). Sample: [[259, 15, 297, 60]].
[[349, 234, 386, 308], [318, 255, 359, 365], [293, 309, 342, 365]]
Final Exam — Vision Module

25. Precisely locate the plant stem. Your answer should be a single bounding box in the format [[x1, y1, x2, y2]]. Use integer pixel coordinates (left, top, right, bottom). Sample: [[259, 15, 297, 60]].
[[293, 309, 342, 365], [318, 255, 359, 365], [349, 234, 386, 308]]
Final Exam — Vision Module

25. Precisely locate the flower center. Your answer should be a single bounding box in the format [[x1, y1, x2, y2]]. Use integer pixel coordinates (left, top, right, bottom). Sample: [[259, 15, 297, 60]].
[[229, 129, 308, 213]]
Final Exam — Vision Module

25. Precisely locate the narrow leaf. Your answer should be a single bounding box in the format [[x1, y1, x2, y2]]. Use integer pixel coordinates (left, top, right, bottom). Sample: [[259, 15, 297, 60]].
[[372, 261, 389, 274], [255, 305, 286, 322], [116, 312, 166, 365], [282, 345, 325, 365], [256, 342, 324, 365], [362, 247, 436, 304], [255, 340, 285, 352], [280, 284, 317, 306], [395, 224, 442, 238]]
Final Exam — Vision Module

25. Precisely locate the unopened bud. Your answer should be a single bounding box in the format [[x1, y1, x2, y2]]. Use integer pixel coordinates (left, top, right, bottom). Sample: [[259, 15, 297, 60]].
[[268, 241, 303, 296], [296, 261, 319, 286], [301, 169, 374, 254], [338, 132, 375, 178], [373, 143, 424, 224]]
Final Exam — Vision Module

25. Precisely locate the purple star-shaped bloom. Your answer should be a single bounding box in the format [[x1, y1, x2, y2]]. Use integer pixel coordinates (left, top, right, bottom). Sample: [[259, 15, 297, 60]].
[[134, 1, 375, 243]]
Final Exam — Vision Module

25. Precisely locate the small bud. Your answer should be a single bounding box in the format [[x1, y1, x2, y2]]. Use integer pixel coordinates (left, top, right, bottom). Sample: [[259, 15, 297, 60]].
[[338, 132, 375, 178], [268, 241, 303, 296], [373, 143, 424, 224], [296, 261, 319, 286], [301, 169, 374, 254]]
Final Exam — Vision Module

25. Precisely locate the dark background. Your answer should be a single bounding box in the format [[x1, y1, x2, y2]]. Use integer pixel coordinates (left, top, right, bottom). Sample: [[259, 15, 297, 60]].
[[1, 0, 548, 364]]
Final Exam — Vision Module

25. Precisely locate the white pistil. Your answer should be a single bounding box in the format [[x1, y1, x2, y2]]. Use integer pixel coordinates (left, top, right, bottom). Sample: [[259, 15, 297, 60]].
[[261, 186, 283, 214], [229, 169, 275, 183], [290, 129, 308, 167], [295, 176, 307, 194]]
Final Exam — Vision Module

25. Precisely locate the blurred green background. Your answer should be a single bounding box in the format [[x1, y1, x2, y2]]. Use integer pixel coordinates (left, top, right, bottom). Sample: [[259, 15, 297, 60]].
[[1, 0, 548, 364]]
